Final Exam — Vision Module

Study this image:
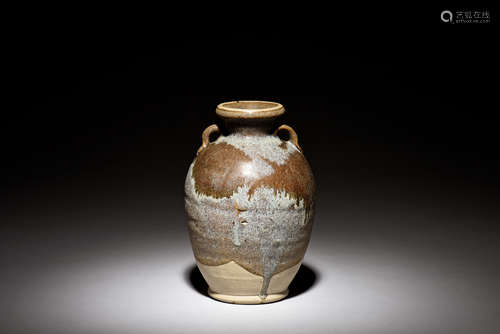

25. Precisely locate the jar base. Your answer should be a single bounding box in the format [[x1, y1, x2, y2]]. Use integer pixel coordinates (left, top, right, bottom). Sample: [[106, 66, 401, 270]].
[[208, 288, 289, 304]]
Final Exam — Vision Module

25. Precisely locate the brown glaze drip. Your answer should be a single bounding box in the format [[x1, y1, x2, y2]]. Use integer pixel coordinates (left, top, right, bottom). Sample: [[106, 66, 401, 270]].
[[248, 151, 315, 209], [192, 142, 251, 198], [193, 143, 314, 209]]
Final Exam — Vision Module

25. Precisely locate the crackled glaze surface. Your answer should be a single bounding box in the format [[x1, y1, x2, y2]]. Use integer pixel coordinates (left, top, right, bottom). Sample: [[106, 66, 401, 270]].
[[184, 101, 315, 300]]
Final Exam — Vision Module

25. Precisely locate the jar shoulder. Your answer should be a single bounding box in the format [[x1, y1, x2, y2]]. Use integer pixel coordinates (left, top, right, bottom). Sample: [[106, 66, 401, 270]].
[[186, 135, 315, 207]]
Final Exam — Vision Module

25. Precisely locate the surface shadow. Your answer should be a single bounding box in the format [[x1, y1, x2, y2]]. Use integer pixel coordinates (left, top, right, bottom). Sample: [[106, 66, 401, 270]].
[[184, 262, 319, 300], [287, 263, 320, 299], [185, 263, 209, 297]]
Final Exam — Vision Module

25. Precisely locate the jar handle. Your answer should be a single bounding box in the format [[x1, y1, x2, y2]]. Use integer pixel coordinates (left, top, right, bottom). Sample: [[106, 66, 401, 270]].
[[197, 124, 220, 154], [274, 124, 302, 152]]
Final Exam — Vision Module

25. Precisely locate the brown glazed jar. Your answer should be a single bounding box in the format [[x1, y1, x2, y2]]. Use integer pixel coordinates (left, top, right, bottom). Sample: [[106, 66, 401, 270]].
[[184, 101, 315, 304]]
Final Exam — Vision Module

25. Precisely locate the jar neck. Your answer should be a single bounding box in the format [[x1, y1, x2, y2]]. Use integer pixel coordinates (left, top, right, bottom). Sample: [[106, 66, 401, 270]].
[[215, 101, 285, 136], [221, 117, 280, 136]]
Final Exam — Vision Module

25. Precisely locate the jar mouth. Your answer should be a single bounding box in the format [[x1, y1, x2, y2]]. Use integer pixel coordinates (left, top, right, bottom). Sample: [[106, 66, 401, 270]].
[[216, 101, 284, 119]]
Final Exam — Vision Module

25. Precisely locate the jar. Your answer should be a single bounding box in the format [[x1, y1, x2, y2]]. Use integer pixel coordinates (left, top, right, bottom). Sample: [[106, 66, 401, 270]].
[[184, 101, 315, 304]]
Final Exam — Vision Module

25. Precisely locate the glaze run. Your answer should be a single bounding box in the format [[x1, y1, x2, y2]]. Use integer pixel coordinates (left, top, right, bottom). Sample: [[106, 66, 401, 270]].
[[185, 124, 315, 297]]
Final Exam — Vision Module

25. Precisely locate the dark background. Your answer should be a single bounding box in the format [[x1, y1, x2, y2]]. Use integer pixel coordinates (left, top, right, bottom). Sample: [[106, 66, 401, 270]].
[[1, 7, 498, 334]]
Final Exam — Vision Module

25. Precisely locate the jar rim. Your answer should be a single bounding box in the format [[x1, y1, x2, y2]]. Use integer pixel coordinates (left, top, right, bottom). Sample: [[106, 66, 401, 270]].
[[216, 101, 284, 119]]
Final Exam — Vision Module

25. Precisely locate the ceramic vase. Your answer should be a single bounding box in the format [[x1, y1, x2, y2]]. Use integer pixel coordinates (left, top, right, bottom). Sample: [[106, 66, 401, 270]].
[[184, 101, 315, 304]]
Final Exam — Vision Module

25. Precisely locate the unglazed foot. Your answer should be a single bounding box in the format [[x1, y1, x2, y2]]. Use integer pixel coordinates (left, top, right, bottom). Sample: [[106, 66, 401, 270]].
[[208, 288, 289, 304]]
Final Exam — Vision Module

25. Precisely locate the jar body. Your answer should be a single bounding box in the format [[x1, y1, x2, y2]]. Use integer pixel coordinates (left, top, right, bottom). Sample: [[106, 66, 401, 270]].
[[184, 102, 315, 304]]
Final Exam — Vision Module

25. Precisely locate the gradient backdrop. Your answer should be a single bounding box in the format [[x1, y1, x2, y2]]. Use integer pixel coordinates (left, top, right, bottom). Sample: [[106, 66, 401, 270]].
[[1, 10, 498, 334]]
